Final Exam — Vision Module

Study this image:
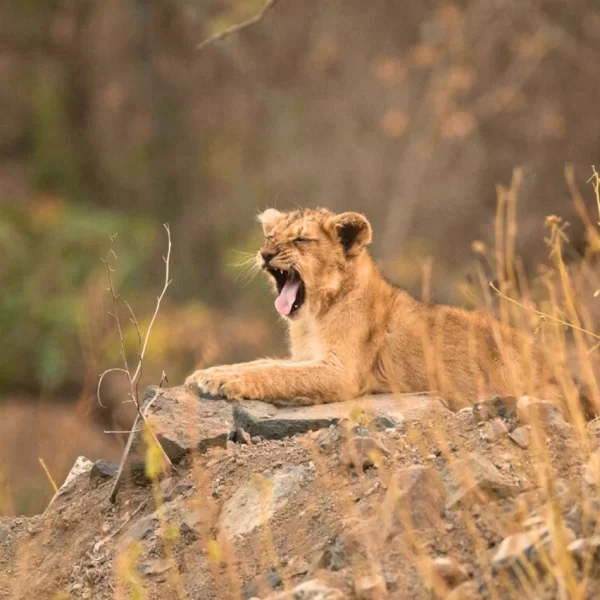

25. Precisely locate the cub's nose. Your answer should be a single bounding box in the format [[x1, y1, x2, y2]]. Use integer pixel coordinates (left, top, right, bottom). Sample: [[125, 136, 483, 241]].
[[261, 251, 276, 264]]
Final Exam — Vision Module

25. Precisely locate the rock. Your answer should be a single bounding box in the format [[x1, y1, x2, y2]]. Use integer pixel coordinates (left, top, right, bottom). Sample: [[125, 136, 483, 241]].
[[522, 515, 544, 530], [568, 536, 600, 564], [90, 460, 118, 485], [429, 556, 469, 587], [383, 466, 447, 531], [445, 581, 480, 600], [60, 456, 94, 491], [509, 426, 531, 449], [220, 466, 307, 539], [472, 396, 517, 423], [315, 426, 342, 452], [179, 510, 203, 542], [159, 476, 174, 495], [492, 526, 575, 575], [284, 556, 310, 578], [583, 451, 600, 487], [46, 456, 93, 510], [587, 419, 600, 438], [265, 580, 345, 600], [354, 574, 387, 599], [141, 385, 235, 460], [478, 418, 507, 443], [516, 396, 568, 430], [491, 527, 549, 574], [251, 436, 262, 444], [237, 428, 252, 445], [138, 558, 172, 577], [369, 415, 399, 431], [316, 536, 347, 572], [242, 569, 282, 599], [340, 436, 390, 471], [445, 452, 521, 508], [233, 393, 450, 440], [169, 480, 194, 500], [122, 515, 156, 543]]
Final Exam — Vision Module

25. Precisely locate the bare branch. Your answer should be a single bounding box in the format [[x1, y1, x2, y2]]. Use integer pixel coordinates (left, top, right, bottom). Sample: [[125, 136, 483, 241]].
[[96, 367, 129, 409], [108, 377, 171, 504], [104, 429, 143, 435], [99, 225, 175, 503], [143, 371, 168, 419], [104, 236, 132, 383], [130, 223, 172, 387], [125, 299, 143, 407], [197, 0, 282, 51]]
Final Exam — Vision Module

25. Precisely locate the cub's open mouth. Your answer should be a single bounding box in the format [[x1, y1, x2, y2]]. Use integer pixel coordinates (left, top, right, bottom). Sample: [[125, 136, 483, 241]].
[[267, 267, 305, 316]]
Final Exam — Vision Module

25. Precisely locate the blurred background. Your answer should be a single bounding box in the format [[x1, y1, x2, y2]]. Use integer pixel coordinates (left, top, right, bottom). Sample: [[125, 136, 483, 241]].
[[1, 0, 599, 514]]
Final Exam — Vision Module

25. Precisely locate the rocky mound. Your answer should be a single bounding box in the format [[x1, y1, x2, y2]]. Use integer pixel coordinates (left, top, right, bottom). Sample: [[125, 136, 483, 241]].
[[1, 386, 600, 599]]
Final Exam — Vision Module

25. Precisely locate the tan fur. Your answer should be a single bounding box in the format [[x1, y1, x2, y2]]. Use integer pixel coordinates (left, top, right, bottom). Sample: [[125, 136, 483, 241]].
[[186, 208, 562, 410]]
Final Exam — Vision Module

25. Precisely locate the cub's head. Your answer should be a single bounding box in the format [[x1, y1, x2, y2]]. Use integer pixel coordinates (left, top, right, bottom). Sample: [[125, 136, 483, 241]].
[[257, 208, 372, 318]]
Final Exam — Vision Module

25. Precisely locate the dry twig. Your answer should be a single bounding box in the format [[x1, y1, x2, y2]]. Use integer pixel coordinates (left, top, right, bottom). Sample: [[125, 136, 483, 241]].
[[96, 224, 175, 503], [197, 0, 282, 51]]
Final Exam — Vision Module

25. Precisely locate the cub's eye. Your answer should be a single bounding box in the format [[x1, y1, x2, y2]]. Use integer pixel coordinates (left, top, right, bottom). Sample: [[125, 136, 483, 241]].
[[293, 237, 312, 243]]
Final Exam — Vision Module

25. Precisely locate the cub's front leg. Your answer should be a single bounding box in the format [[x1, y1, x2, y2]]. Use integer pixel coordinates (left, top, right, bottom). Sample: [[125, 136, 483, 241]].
[[185, 359, 357, 404]]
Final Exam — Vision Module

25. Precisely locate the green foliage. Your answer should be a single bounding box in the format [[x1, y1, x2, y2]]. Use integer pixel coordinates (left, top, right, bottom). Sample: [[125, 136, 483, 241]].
[[0, 201, 156, 392]]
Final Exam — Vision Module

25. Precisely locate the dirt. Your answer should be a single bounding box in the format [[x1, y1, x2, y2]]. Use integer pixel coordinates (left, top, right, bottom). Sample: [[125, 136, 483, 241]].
[[1, 393, 600, 599]]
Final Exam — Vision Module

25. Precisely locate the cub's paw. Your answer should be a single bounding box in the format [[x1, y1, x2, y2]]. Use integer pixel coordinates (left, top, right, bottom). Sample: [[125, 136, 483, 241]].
[[185, 368, 257, 401]]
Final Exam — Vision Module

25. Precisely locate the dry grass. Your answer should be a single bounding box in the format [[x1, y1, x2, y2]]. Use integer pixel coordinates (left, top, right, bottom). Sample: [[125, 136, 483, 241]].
[[3, 169, 600, 599]]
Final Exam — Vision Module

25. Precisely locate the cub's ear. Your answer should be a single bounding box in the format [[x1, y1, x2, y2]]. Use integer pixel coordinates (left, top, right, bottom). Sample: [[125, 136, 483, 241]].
[[257, 208, 282, 236], [331, 212, 372, 254]]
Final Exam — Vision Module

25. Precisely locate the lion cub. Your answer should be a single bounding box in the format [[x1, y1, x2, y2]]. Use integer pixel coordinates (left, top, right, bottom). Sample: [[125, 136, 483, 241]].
[[186, 207, 560, 409]]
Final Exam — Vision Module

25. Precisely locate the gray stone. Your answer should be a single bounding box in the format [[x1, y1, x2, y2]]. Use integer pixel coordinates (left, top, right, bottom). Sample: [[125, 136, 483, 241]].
[[179, 509, 204, 542], [445, 453, 521, 508], [236, 428, 252, 445], [285, 556, 310, 578], [341, 436, 390, 471], [315, 426, 341, 452], [383, 466, 447, 531], [568, 536, 600, 564], [138, 558, 172, 577], [472, 396, 517, 423], [583, 451, 600, 487], [233, 393, 450, 440], [265, 580, 345, 600], [354, 574, 387, 599], [429, 556, 469, 587], [60, 456, 94, 491], [242, 569, 282, 599], [509, 426, 531, 449], [492, 526, 575, 575], [516, 396, 569, 430], [369, 415, 400, 431], [90, 460, 118, 485], [446, 581, 480, 600], [316, 536, 347, 571], [122, 515, 156, 542], [491, 527, 549, 574], [478, 418, 507, 443], [46, 456, 93, 511], [220, 466, 307, 539], [142, 385, 235, 461]]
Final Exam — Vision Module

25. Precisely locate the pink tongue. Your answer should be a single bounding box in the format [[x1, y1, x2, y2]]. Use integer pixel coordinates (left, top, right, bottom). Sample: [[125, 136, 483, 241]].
[[275, 278, 301, 316]]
